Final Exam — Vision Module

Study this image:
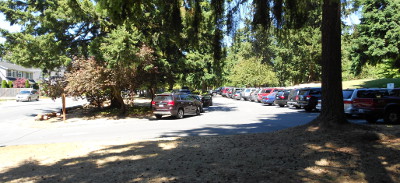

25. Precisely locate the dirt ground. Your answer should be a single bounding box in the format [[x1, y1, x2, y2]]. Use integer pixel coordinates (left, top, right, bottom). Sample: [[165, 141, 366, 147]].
[[0, 122, 399, 183]]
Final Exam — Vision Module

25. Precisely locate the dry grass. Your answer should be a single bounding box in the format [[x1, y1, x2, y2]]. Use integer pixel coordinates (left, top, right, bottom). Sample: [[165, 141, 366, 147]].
[[1, 123, 399, 183]]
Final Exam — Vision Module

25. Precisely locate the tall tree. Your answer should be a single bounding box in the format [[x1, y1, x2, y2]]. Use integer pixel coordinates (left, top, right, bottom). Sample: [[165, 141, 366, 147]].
[[351, 0, 400, 77], [225, 0, 347, 127]]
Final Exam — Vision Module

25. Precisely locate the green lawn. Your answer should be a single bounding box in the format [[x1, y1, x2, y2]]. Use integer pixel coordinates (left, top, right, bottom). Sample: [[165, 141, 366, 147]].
[[342, 78, 400, 89]]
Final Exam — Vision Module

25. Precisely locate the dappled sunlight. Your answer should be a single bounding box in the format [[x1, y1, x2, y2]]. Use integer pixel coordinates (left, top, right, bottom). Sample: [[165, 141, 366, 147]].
[[96, 154, 158, 167], [158, 141, 179, 150]]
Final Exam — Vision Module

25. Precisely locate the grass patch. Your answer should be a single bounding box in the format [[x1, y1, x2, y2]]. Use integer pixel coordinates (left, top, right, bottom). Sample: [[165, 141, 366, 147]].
[[343, 78, 400, 89]]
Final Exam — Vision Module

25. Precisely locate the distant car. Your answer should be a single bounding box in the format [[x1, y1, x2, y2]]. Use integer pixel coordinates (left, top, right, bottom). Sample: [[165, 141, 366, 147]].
[[242, 88, 257, 101], [152, 93, 201, 119], [16, 90, 39, 102], [287, 89, 301, 108], [250, 88, 261, 102], [257, 88, 284, 103], [210, 87, 221, 96], [200, 94, 213, 108], [190, 94, 205, 113], [262, 92, 278, 105], [275, 90, 291, 107], [233, 90, 242, 100]]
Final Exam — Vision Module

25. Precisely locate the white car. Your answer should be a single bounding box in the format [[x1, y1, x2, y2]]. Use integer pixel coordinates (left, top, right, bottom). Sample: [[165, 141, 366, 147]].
[[16, 90, 39, 102]]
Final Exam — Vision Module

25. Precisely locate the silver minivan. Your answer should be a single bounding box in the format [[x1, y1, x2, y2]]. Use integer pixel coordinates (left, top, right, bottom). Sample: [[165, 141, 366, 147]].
[[16, 90, 39, 102]]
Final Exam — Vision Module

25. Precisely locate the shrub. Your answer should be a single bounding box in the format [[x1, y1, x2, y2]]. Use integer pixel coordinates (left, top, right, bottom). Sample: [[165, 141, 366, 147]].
[[1, 80, 8, 88], [7, 81, 13, 88], [25, 80, 30, 88], [13, 78, 26, 88]]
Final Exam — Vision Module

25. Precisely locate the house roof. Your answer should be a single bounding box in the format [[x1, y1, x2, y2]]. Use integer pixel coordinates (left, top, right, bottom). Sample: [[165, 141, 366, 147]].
[[0, 61, 40, 72]]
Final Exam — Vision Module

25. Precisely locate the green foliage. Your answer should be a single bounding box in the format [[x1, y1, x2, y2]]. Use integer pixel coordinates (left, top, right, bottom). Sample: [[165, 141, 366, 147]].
[[1, 80, 8, 88], [7, 81, 13, 88], [351, 0, 400, 76], [25, 80, 30, 88]]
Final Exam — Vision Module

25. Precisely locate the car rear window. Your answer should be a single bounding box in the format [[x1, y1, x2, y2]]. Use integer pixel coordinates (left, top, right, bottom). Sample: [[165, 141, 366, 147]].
[[299, 90, 309, 95], [309, 89, 321, 95], [342, 90, 354, 99], [20, 91, 31, 94], [154, 95, 173, 101], [356, 90, 389, 98]]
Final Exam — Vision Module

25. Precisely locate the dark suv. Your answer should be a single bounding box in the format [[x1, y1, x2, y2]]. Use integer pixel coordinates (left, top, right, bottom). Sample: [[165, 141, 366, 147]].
[[152, 93, 201, 119], [297, 87, 322, 112]]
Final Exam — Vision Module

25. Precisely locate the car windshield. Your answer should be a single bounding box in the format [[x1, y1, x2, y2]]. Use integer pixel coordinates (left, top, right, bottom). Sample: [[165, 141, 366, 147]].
[[342, 90, 354, 99], [154, 95, 172, 101], [19, 91, 31, 94], [262, 89, 272, 93]]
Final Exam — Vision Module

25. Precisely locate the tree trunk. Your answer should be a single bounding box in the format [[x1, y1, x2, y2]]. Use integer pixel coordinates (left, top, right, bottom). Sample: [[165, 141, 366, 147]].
[[313, 0, 347, 128], [110, 86, 126, 113]]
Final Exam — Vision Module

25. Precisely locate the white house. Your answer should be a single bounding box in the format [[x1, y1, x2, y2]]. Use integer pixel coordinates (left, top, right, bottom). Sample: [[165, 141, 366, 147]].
[[0, 61, 42, 85]]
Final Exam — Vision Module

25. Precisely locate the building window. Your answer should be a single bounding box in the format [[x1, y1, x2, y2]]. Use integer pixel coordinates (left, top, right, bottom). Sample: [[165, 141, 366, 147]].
[[17, 71, 22, 78], [12, 70, 16, 77], [7, 70, 12, 77]]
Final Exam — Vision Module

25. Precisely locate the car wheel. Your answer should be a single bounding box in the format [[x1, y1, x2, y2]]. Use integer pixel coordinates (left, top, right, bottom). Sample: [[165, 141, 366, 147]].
[[279, 104, 285, 107], [384, 108, 400, 124], [176, 109, 184, 119], [28, 97, 31, 102], [200, 107, 205, 113], [16, 100, 19, 102], [295, 106, 301, 109], [196, 107, 200, 115], [36, 97, 39, 101], [155, 114, 162, 119], [365, 114, 378, 123], [304, 107, 313, 112]]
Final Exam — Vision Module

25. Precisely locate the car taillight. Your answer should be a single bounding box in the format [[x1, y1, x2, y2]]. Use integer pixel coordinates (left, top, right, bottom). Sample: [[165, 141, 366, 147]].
[[343, 101, 353, 104], [306, 95, 312, 100], [279, 96, 285, 99], [167, 101, 175, 106], [151, 101, 156, 105], [295, 96, 299, 100]]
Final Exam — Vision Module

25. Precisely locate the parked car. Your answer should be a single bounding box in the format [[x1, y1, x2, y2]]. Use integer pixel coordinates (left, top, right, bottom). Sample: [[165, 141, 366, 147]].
[[257, 88, 283, 103], [228, 88, 242, 98], [287, 89, 301, 108], [262, 92, 278, 105], [352, 88, 400, 123], [241, 88, 257, 101], [250, 88, 262, 102], [233, 90, 242, 100], [297, 87, 322, 112], [221, 87, 232, 97], [275, 90, 291, 107], [152, 93, 201, 119], [200, 94, 213, 107], [16, 90, 39, 102], [209, 87, 221, 96], [190, 94, 205, 113]]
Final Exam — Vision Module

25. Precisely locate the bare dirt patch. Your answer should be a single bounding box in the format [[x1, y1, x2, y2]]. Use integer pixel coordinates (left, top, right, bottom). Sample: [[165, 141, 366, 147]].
[[0, 123, 399, 182]]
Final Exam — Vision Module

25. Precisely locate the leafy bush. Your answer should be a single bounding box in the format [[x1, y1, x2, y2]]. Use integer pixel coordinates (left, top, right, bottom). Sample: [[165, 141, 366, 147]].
[[13, 78, 26, 88], [25, 80, 30, 88], [1, 80, 8, 88], [7, 81, 13, 88]]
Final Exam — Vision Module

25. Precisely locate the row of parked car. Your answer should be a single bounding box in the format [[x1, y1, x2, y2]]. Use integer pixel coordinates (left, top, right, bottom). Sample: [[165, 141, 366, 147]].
[[151, 89, 213, 119], [215, 86, 400, 124]]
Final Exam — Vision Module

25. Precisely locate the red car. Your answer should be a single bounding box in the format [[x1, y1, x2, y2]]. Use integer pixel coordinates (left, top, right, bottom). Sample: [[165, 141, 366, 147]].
[[257, 88, 284, 103]]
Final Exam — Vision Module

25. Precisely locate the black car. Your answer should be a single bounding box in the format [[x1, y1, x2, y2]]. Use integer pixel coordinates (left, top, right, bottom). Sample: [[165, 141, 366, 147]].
[[275, 90, 291, 107], [297, 87, 322, 112], [201, 94, 213, 107], [152, 93, 201, 119]]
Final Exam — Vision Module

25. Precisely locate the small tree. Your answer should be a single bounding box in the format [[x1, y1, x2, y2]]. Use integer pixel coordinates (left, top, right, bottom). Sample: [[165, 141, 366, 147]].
[[13, 78, 26, 88], [1, 80, 8, 88], [25, 80, 30, 88], [7, 81, 13, 88]]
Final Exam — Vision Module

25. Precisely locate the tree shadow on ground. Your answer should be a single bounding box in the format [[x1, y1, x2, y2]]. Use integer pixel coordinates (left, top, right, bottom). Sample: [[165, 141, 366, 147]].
[[353, 78, 400, 88], [1, 98, 400, 183], [1, 121, 399, 182]]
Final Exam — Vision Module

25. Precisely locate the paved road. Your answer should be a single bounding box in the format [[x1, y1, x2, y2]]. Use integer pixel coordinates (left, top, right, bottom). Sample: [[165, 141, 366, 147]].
[[1, 96, 323, 146]]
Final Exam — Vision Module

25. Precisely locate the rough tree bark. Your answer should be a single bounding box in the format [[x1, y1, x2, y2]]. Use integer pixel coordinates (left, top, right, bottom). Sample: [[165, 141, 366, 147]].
[[312, 0, 348, 128]]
